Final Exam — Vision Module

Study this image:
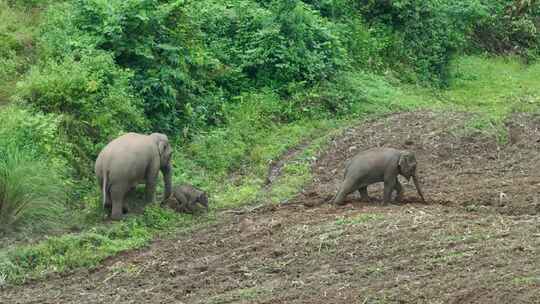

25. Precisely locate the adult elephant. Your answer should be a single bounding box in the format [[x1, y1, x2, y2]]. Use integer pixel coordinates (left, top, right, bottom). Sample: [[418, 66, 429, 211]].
[[95, 133, 173, 220]]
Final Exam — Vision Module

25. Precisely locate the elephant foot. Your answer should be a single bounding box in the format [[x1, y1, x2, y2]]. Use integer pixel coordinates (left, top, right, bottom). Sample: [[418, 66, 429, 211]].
[[333, 200, 347, 206], [109, 213, 126, 221], [361, 196, 373, 203]]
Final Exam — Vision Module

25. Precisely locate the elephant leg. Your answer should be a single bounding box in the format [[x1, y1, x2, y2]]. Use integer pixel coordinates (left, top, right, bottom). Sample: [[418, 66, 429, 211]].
[[98, 176, 112, 215], [110, 184, 127, 220], [145, 180, 157, 204], [358, 186, 370, 202], [145, 167, 159, 204], [332, 179, 356, 205], [383, 177, 397, 204], [394, 178, 403, 203], [105, 195, 112, 215]]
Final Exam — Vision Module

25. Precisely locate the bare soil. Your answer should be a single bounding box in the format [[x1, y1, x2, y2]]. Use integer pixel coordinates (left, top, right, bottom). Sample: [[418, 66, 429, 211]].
[[2, 111, 540, 304]]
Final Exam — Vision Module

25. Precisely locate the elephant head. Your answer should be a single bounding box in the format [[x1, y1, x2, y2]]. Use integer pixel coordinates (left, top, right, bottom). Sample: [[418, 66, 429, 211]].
[[151, 133, 173, 200], [196, 192, 209, 210], [398, 151, 426, 203]]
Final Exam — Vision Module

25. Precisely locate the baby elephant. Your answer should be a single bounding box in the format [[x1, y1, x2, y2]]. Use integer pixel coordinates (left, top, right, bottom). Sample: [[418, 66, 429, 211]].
[[332, 148, 426, 205], [162, 184, 209, 213]]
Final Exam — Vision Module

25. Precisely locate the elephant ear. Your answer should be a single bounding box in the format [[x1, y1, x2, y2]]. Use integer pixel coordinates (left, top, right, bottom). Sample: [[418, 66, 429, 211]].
[[398, 151, 416, 180], [197, 192, 209, 210], [153, 133, 172, 165]]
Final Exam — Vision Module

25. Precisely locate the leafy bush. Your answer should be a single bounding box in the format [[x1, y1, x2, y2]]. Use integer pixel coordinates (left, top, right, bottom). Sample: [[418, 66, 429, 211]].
[[357, 0, 488, 85], [0, 107, 69, 233], [188, 0, 347, 93], [40, 0, 226, 134], [472, 0, 540, 58], [14, 52, 148, 175]]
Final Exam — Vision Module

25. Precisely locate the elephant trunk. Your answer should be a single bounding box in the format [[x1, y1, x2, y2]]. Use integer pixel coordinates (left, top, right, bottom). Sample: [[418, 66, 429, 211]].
[[412, 173, 426, 203], [162, 164, 172, 201]]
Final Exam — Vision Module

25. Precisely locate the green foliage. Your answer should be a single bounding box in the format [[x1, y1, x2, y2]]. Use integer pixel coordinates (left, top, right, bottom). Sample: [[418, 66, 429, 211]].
[[0, 0, 40, 103], [472, 0, 540, 58], [445, 55, 540, 124], [14, 52, 148, 174], [0, 146, 67, 234], [184, 91, 286, 176], [40, 0, 225, 134], [0, 1, 37, 58], [188, 0, 347, 93], [286, 71, 373, 119], [358, 0, 488, 85], [0, 107, 69, 233]]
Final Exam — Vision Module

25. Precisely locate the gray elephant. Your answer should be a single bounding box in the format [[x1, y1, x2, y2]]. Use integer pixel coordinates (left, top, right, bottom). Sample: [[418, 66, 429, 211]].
[[95, 132, 173, 220], [332, 148, 426, 205], [161, 183, 208, 214]]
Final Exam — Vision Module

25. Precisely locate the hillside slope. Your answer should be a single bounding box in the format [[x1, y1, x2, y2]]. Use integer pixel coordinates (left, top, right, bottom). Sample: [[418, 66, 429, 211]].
[[3, 110, 539, 303]]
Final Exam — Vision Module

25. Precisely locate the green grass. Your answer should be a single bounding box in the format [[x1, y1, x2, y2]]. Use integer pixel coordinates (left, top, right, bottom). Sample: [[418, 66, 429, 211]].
[[442, 55, 540, 139], [0, 205, 210, 285]]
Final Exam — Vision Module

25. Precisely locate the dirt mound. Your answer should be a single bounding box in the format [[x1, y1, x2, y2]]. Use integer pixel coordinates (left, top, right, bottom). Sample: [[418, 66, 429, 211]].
[[299, 111, 540, 215], [2, 111, 539, 304]]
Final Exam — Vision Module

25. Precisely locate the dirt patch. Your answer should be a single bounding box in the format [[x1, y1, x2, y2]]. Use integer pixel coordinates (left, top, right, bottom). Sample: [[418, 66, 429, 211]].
[[2, 111, 540, 303], [299, 111, 540, 216]]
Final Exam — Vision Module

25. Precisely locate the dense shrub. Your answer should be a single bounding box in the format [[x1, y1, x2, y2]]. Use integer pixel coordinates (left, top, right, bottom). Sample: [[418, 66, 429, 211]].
[[188, 0, 347, 93], [472, 0, 540, 58], [14, 51, 148, 174], [45, 0, 225, 134], [357, 0, 487, 85]]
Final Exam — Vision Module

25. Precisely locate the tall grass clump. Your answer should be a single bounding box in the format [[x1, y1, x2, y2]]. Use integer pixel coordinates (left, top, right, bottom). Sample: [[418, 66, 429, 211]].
[[0, 107, 70, 234], [0, 146, 67, 233]]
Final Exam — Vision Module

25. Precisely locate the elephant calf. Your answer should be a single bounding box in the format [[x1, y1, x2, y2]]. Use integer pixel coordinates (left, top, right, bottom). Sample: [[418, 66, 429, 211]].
[[332, 148, 426, 205], [162, 183, 209, 214]]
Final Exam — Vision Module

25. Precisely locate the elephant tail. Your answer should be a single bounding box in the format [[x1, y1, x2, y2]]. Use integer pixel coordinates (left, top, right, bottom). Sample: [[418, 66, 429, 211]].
[[102, 170, 110, 207]]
